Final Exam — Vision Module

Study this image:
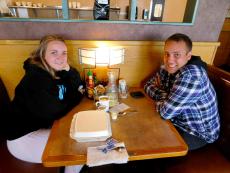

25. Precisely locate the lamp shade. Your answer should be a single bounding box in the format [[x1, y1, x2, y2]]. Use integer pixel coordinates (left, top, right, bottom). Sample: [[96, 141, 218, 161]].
[[78, 48, 96, 66], [79, 47, 125, 66]]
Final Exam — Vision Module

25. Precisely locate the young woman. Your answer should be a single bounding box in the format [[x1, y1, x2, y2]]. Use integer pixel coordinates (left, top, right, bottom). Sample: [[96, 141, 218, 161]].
[[6, 35, 84, 173]]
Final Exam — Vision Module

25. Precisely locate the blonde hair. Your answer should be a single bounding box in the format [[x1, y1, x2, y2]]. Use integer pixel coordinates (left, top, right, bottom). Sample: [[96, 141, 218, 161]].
[[28, 35, 66, 78]]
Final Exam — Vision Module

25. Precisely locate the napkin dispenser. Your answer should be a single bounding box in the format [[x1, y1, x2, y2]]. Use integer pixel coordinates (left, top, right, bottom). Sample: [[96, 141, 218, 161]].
[[70, 110, 112, 142]]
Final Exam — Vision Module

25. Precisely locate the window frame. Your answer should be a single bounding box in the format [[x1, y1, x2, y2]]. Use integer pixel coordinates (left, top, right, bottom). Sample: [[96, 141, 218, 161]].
[[0, 0, 199, 26]]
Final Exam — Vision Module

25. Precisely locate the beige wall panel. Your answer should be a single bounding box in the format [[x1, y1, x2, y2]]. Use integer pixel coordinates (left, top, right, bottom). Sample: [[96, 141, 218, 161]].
[[192, 43, 219, 65]]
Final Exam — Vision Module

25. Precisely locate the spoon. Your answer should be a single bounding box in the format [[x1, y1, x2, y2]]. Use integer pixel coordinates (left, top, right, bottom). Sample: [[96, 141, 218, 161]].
[[118, 112, 127, 116], [118, 110, 138, 116]]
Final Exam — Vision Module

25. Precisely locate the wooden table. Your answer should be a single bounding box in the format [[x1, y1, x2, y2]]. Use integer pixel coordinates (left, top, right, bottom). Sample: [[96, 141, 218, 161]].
[[42, 89, 188, 167]]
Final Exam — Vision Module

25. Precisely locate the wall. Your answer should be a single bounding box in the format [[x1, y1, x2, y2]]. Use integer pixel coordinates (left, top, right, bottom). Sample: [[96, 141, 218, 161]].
[[0, 0, 229, 41], [162, 0, 187, 22]]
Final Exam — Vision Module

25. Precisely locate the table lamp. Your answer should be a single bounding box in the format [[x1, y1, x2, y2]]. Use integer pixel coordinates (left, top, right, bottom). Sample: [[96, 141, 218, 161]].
[[78, 47, 125, 80]]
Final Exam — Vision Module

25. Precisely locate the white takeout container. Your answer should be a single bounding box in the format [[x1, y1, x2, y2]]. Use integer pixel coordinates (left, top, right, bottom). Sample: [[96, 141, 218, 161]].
[[70, 110, 112, 142]]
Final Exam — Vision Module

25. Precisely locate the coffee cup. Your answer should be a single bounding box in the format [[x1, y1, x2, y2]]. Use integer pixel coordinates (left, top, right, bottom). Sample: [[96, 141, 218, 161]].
[[72, 2, 77, 8], [76, 2, 81, 8], [96, 95, 109, 112], [15, 2, 21, 6], [21, 1, 27, 6], [69, 2, 72, 8], [27, 2, 32, 7], [37, 3, 43, 7]]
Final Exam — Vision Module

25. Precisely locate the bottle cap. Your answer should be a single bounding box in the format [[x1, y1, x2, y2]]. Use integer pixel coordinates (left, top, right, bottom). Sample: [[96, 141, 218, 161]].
[[87, 70, 93, 76]]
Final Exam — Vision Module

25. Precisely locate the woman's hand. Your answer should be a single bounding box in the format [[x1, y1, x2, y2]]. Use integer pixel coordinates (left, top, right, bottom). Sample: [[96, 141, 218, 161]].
[[62, 63, 70, 71]]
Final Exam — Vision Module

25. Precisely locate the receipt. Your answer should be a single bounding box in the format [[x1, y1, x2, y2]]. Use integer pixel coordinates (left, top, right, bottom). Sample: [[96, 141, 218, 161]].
[[109, 103, 130, 113]]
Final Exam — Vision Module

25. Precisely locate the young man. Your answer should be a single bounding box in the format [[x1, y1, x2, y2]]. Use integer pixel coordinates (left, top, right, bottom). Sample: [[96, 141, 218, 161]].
[[144, 33, 220, 150]]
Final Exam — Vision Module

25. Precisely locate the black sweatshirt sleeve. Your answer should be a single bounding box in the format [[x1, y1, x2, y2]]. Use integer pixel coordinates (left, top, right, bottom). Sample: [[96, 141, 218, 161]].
[[11, 67, 84, 129], [13, 74, 67, 123]]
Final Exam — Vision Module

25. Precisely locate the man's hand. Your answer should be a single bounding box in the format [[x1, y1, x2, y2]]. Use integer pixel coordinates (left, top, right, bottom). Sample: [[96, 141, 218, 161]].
[[154, 73, 161, 88]]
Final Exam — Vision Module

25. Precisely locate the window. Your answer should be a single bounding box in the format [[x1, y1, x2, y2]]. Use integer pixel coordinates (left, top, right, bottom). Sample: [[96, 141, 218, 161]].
[[0, 0, 199, 25]]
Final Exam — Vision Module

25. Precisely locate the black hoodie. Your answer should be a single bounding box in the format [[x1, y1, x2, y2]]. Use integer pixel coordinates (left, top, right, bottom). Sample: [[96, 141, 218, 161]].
[[5, 59, 84, 140], [187, 55, 207, 71]]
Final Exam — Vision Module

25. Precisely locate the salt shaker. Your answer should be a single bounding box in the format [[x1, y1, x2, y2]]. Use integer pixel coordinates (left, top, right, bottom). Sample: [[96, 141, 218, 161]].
[[119, 79, 128, 98]]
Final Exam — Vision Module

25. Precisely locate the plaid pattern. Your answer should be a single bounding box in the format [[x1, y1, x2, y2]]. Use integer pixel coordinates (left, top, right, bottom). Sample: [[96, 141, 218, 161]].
[[144, 65, 220, 143]]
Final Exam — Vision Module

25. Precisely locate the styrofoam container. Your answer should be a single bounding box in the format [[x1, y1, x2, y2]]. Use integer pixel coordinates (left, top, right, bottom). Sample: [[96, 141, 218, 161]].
[[70, 110, 112, 142]]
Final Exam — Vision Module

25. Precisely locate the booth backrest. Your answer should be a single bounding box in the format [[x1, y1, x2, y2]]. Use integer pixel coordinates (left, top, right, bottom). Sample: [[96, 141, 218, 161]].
[[0, 40, 219, 100], [207, 65, 230, 159], [0, 77, 10, 140]]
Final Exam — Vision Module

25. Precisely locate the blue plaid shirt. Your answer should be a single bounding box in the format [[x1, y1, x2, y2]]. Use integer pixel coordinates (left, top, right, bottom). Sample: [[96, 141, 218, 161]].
[[144, 64, 220, 143]]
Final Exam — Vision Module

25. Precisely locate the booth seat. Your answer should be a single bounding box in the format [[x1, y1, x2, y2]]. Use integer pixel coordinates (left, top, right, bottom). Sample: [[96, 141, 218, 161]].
[[0, 77, 60, 173]]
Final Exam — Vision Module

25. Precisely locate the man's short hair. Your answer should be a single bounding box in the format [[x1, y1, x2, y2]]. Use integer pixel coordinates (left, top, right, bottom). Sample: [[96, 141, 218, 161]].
[[166, 33, 193, 52]]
